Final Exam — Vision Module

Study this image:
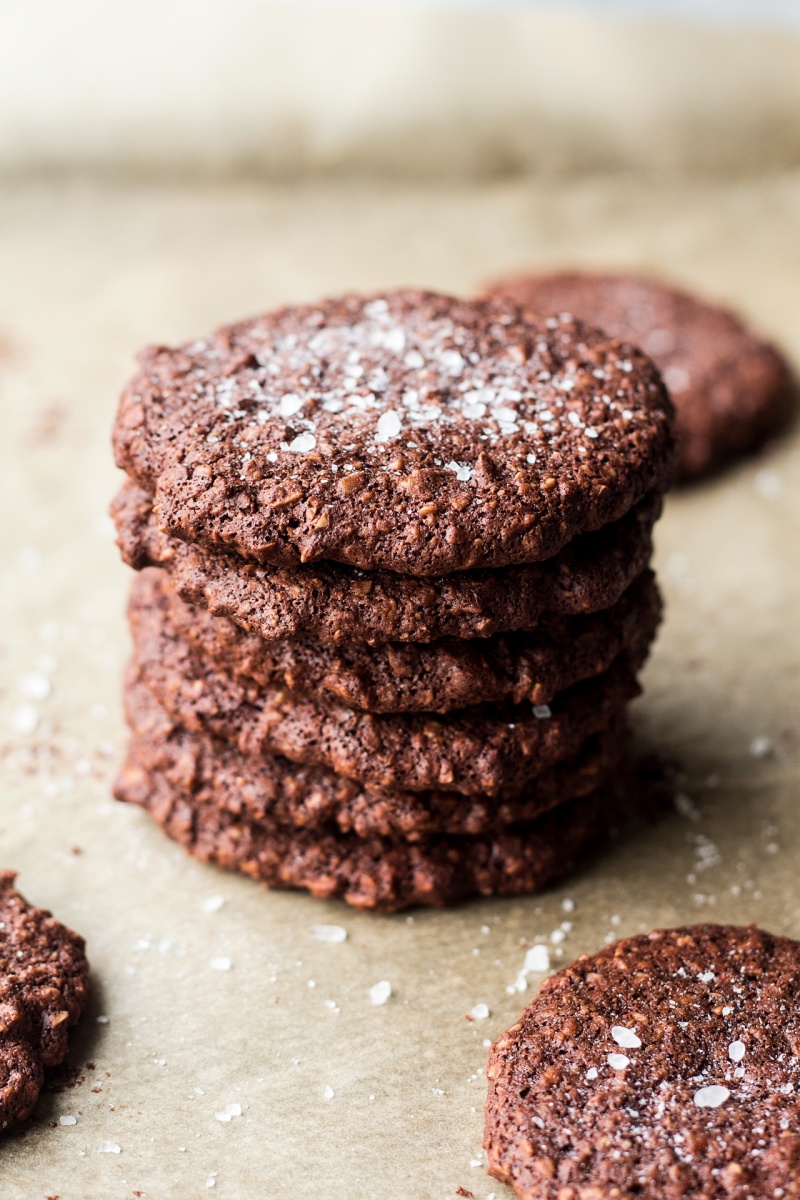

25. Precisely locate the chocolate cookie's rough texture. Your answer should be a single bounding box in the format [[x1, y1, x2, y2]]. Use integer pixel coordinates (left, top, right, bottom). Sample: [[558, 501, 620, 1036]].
[[121, 672, 628, 838], [128, 586, 643, 796], [113, 483, 660, 646], [115, 754, 642, 912], [486, 272, 793, 480], [136, 566, 660, 713], [485, 924, 800, 1200], [0, 873, 90, 1132], [112, 290, 674, 574]]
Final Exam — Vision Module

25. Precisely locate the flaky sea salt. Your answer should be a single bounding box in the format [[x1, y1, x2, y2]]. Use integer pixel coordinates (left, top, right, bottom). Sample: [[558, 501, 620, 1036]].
[[445, 460, 474, 482], [10, 705, 38, 735], [728, 1040, 746, 1063], [694, 1085, 730, 1108], [524, 945, 550, 974], [288, 432, 316, 453], [469, 1003, 490, 1021], [369, 980, 392, 1006], [279, 393, 304, 417], [382, 328, 406, 354], [215, 1103, 242, 1122], [375, 410, 401, 441], [611, 1027, 642, 1049], [98, 1140, 121, 1154], [19, 672, 51, 700], [608, 1054, 629, 1070], [754, 469, 783, 500], [311, 924, 347, 944], [210, 957, 232, 972], [508, 943, 550, 993]]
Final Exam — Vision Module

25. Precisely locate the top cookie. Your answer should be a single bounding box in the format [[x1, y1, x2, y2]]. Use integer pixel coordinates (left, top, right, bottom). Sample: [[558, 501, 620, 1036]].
[[485, 272, 793, 481], [485, 923, 800, 1200], [113, 290, 674, 575], [0, 872, 90, 1131]]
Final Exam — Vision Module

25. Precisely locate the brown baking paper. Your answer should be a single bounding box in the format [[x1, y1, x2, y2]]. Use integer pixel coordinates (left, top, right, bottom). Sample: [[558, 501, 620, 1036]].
[[0, 169, 798, 1198]]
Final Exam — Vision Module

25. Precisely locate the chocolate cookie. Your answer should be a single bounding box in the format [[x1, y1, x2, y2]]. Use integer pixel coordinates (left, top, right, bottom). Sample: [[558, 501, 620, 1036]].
[[135, 566, 661, 714], [0, 873, 90, 1132], [121, 671, 629, 839], [113, 290, 674, 574], [128, 587, 643, 796], [486, 272, 793, 480], [115, 753, 643, 912], [485, 924, 800, 1199], [112, 482, 660, 646]]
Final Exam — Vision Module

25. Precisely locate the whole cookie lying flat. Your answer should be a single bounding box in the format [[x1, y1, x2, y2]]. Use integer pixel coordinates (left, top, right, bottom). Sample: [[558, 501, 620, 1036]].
[[485, 924, 800, 1199], [0, 873, 90, 1132], [113, 290, 674, 574], [128, 586, 643, 796], [486, 272, 793, 480], [115, 755, 643, 912], [137, 566, 660, 713], [121, 671, 628, 838], [113, 482, 660, 645]]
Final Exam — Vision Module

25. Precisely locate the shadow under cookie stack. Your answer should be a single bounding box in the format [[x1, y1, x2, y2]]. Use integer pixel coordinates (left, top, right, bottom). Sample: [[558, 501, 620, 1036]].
[[111, 290, 675, 912]]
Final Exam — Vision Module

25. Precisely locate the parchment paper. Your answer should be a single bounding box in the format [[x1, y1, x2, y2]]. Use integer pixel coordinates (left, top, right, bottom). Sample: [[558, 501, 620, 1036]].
[[0, 170, 798, 1198]]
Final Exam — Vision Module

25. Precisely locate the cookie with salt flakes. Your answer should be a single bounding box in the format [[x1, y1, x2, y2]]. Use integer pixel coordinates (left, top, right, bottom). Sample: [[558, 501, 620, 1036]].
[[485, 924, 800, 1200], [113, 290, 674, 576], [0, 873, 90, 1132], [486, 271, 793, 480]]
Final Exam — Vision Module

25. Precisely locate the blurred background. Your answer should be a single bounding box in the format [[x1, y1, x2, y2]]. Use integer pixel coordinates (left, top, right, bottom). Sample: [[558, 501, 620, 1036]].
[[2, 1, 800, 180]]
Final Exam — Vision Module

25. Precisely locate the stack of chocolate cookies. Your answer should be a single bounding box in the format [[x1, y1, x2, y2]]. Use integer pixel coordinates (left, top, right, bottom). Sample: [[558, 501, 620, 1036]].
[[111, 291, 675, 911]]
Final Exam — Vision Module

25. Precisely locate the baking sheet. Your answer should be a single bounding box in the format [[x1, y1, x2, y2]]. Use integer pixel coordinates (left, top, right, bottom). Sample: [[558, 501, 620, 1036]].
[[0, 172, 798, 1199]]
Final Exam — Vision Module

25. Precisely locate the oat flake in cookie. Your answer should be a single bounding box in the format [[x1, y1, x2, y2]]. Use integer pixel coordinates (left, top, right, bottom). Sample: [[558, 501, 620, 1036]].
[[485, 924, 800, 1199], [0, 873, 90, 1132], [113, 290, 674, 575], [486, 272, 793, 481]]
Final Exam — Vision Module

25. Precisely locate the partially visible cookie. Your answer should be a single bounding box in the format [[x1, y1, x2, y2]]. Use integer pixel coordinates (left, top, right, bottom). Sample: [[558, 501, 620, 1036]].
[[112, 482, 660, 645], [112, 290, 674, 574], [128, 582, 643, 796], [485, 924, 800, 1199], [0, 873, 90, 1132], [486, 271, 793, 480], [120, 671, 629, 838], [136, 566, 661, 713], [115, 754, 643, 912]]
